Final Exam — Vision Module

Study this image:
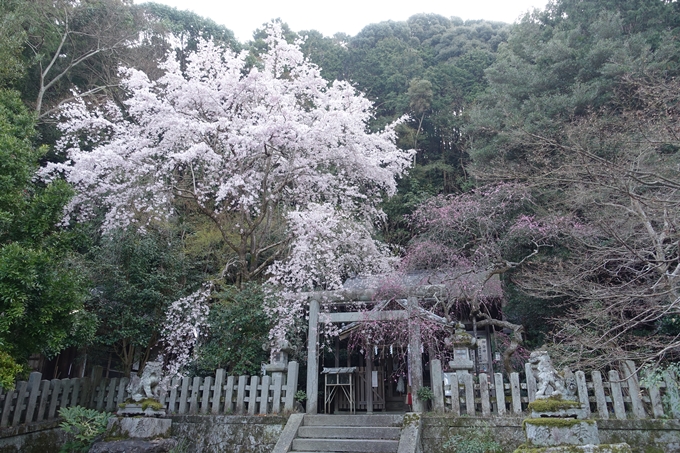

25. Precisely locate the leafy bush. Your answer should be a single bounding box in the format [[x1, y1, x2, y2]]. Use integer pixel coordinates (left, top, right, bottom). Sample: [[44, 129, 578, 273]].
[[640, 363, 680, 417], [58, 406, 110, 453], [193, 283, 270, 376], [0, 349, 23, 389], [416, 386, 434, 401], [294, 390, 308, 403]]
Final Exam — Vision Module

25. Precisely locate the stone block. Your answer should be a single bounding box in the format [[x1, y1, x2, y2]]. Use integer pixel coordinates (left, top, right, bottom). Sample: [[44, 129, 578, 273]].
[[525, 419, 599, 447], [107, 417, 172, 439]]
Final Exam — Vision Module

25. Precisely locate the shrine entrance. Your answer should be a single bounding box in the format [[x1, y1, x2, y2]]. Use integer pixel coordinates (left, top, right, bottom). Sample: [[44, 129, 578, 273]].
[[304, 286, 436, 414], [301, 276, 502, 415]]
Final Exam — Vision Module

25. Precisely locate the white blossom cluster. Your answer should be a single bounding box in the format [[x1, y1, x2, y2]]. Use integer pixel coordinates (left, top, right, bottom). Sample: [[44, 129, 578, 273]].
[[161, 286, 211, 378], [43, 23, 413, 355]]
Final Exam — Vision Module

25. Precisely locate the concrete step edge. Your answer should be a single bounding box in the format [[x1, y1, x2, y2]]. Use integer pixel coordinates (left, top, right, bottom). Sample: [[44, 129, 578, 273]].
[[297, 426, 401, 439], [302, 414, 404, 427], [292, 438, 399, 452]]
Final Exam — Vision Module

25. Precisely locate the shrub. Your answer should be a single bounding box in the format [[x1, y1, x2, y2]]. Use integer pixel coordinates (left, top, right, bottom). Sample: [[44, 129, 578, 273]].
[[58, 406, 110, 453], [417, 386, 434, 401]]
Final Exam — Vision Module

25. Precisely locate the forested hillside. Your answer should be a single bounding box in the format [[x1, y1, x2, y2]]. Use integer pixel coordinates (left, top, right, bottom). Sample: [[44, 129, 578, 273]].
[[0, 0, 678, 386]]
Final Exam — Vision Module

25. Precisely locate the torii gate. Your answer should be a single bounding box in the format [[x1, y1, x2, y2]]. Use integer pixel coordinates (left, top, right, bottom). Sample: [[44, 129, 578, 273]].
[[303, 284, 456, 414]]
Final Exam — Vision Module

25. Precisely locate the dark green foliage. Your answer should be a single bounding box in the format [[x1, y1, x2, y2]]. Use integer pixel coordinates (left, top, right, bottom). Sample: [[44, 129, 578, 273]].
[[85, 225, 198, 376], [0, 88, 87, 383], [298, 30, 348, 81], [464, 0, 680, 367], [467, 0, 680, 173], [194, 283, 270, 376], [58, 406, 110, 453], [140, 1, 240, 72]]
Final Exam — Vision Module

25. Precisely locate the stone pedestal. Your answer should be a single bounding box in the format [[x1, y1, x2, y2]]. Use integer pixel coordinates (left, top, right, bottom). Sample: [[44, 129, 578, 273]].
[[117, 403, 166, 417], [106, 417, 172, 439], [514, 398, 632, 453], [90, 414, 176, 453], [524, 419, 600, 447]]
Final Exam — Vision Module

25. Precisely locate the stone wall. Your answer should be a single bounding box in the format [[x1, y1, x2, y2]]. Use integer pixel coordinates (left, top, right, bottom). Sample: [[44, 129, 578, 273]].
[[421, 415, 680, 453], [422, 415, 525, 452], [171, 415, 287, 453], [0, 420, 71, 453], [598, 419, 680, 453]]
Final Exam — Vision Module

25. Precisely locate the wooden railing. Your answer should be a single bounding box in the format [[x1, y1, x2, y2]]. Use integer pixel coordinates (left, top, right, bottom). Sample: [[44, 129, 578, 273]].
[[0, 361, 298, 429], [429, 359, 679, 419]]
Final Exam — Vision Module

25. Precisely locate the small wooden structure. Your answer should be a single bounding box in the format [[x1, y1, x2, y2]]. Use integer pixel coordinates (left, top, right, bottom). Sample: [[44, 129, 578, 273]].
[[322, 367, 356, 414]]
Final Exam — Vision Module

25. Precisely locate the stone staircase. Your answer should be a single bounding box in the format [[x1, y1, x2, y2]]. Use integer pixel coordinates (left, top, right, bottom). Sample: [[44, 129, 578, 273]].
[[290, 414, 404, 453]]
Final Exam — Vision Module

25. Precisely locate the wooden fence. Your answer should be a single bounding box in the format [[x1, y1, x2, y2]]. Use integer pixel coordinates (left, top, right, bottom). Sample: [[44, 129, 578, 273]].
[[430, 359, 679, 419], [0, 361, 298, 429]]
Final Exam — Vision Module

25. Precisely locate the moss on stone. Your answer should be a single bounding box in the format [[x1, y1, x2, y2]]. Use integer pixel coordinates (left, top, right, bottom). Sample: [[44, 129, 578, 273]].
[[528, 397, 581, 413], [643, 447, 664, 453], [403, 413, 421, 428], [523, 418, 595, 430], [140, 399, 163, 411]]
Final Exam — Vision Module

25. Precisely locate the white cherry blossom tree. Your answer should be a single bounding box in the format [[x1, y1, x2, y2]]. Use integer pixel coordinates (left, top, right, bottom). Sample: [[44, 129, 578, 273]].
[[47, 24, 412, 282], [46, 24, 413, 355]]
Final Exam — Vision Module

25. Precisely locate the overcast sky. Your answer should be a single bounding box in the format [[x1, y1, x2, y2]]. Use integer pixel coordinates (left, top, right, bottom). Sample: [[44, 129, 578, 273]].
[[141, 0, 549, 42]]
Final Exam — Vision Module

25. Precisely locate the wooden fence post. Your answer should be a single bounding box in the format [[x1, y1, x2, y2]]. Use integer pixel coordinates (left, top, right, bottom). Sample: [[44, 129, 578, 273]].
[[479, 373, 491, 416], [621, 361, 646, 419], [525, 363, 537, 403], [510, 372, 522, 414], [494, 373, 505, 415], [591, 371, 609, 419], [236, 375, 247, 413], [608, 370, 626, 420], [260, 375, 271, 415], [284, 361, 299, 412], [24, 372, 42, 424], [430, 359, 444, 413], [224, 376, 236, 413], [575, 371, 591, 418], [212, 369, 225, 415]]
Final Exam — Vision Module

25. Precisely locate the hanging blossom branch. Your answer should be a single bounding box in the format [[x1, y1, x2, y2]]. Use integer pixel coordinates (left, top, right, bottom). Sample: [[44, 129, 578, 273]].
[[161, 285, 211, 378]]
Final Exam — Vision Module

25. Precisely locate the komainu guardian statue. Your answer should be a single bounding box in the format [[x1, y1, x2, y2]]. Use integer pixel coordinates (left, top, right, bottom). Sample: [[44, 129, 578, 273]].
[[127, 361, 162, 402], [529, 350, 570, 400]]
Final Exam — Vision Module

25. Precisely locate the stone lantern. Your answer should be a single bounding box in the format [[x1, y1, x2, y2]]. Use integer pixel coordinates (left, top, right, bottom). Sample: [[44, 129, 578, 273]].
[[264, 339, 293, 374], [447, 322, 475, 372]]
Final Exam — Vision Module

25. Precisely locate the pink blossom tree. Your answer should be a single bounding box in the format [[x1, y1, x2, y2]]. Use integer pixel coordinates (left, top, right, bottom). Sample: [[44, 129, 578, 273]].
[[397, 183, 579, 372]]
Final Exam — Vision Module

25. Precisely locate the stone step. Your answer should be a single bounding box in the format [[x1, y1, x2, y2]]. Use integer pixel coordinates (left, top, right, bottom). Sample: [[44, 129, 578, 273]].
[[302, 414, 403, 427], [292, 438, 399, 453], [297, 426, 401, 440]]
